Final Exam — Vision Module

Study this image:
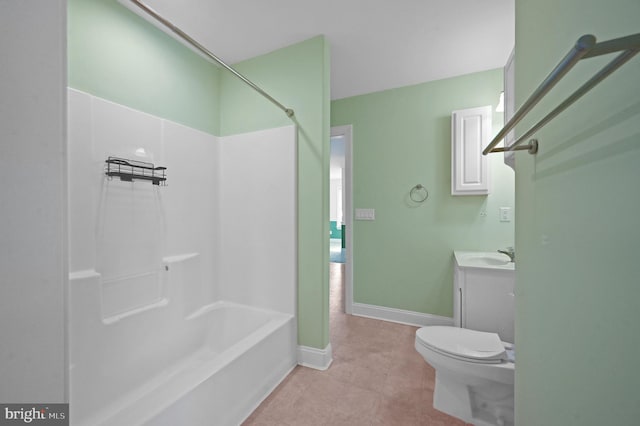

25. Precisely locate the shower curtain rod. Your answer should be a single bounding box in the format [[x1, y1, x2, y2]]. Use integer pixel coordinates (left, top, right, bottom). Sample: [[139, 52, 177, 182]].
[[127, 0, 295, 118]]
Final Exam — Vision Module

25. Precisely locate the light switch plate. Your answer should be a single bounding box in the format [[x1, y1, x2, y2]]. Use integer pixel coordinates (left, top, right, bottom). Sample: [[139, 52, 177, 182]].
[[355, 208, 375, 220]]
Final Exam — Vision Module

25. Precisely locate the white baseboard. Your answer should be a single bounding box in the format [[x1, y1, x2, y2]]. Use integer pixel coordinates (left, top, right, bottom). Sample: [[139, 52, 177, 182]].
[[352, 302, 454, 327], [297, 343, 333, 371]]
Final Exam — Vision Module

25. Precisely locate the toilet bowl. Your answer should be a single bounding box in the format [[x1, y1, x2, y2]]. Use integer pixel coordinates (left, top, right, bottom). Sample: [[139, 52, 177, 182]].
[[415, 326, 515, 426]]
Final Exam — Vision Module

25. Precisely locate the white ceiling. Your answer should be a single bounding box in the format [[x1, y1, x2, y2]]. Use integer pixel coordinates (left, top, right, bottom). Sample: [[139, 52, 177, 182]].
[[136, 0, 515, 100]]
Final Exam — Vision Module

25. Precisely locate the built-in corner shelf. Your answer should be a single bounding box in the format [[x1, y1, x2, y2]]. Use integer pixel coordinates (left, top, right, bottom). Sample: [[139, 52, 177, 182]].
[[105, 156, 167, 186]]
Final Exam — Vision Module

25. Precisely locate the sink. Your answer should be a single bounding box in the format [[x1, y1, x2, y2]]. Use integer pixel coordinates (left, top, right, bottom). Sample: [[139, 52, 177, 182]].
[[454, 251, 515, 270], [466, 255, 510, 267]]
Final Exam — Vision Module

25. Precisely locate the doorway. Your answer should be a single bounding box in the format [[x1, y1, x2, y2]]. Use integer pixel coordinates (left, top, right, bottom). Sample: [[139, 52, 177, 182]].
[[329, 125, 352, 314]]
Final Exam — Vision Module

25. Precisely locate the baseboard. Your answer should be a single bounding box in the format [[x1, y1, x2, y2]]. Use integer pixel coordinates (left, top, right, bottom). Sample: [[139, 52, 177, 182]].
[[297, 343, 333, 371], [352, 302, 454, 327]]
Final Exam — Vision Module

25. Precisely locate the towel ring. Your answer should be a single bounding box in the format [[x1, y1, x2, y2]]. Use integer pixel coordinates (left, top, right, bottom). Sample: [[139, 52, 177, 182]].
[[410, 184, 429, 203]]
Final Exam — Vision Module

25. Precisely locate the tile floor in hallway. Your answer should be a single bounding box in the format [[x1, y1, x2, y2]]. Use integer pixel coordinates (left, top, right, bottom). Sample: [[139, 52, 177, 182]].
[[242, 263, 469, 426]]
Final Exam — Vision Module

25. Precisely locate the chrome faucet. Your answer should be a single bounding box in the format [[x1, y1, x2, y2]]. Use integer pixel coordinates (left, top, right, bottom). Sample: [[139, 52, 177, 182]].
[[498, 246, 515, 262]]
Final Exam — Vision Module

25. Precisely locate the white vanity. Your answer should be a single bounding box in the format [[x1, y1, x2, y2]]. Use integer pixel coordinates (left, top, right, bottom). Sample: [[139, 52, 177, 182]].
[[453, 251, 515, 343]]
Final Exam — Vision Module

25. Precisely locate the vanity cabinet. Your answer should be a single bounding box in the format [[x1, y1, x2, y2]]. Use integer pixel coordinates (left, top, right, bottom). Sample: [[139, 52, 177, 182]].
[[453, 251, 515, 343], [451, 106, 491, 195]]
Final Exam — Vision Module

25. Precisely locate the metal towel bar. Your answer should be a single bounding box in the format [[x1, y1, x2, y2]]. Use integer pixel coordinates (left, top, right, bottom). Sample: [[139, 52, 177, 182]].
[[483, 33, 640, 156]]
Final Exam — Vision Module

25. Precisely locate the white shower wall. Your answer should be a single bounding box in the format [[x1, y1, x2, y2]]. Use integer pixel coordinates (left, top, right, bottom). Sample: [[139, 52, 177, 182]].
[[218, 126, 297, 315], [67, 90, 298, 423], [68, 89, 219, 315], [68, 87, 296, 321]]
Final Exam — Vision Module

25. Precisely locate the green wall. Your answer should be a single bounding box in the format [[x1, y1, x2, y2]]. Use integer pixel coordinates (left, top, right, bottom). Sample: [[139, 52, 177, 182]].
[[220, 36, 331, 350], [515, 0, 640, 424], [331, 69, 514, 317], [68, 0, 220, 135]]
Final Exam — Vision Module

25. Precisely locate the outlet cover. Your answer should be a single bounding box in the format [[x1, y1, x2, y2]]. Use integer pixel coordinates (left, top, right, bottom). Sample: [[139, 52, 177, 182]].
[[499, 207, 511, 222]]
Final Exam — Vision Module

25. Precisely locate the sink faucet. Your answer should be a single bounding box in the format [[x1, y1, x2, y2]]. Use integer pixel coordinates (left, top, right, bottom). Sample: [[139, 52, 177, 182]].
[[498, 246, 515, 262]]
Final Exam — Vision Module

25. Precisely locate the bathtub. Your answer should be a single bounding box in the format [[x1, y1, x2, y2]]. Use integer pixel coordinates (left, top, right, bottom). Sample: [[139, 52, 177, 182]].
[[69, 270, 296, 426]]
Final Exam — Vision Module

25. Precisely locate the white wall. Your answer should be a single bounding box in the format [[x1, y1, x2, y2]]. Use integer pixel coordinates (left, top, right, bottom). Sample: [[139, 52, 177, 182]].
[[329, 135, 345, 223], [67, 88, 218, 319], [329, 178, 342, 222], [67, 88, 296, 346], [218, 126, 297, 315], [0, 0, 68, 403]]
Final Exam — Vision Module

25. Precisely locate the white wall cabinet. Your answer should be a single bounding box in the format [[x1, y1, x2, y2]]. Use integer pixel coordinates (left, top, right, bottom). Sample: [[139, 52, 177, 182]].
[[451, 105, 492, 195]]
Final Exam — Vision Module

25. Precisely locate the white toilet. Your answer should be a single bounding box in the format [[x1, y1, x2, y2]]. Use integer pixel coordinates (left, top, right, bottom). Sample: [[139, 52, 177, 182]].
[[415, 326, 514, 426]]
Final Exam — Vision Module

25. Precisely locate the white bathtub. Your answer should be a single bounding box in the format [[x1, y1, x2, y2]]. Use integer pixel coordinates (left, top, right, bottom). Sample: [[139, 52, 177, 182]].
[[70, 271, 296, 426]]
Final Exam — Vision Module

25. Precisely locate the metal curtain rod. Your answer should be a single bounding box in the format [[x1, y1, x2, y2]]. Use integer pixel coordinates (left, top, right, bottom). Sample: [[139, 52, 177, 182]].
[[483, 33, 640, 155], [128, 0, 295, 118]]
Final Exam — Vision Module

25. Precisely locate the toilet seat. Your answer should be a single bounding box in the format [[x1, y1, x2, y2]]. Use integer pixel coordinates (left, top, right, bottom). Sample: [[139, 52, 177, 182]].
[[416, 326, 507, 364]]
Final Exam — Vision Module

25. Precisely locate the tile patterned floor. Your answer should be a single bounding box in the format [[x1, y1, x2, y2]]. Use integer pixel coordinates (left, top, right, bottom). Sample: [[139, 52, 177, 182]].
[[243, 263, 468, 426]]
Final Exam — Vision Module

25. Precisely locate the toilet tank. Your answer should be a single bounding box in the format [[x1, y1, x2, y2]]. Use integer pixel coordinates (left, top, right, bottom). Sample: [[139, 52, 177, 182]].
[[453, 251, 515, 343]]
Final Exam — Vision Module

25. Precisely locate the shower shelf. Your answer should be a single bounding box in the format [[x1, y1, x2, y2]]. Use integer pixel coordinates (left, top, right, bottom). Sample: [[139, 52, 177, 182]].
[[105, 156, 167, 185]]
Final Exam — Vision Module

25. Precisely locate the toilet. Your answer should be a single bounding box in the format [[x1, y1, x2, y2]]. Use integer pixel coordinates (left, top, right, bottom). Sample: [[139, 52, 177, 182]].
[[415, 326, 515, 426]]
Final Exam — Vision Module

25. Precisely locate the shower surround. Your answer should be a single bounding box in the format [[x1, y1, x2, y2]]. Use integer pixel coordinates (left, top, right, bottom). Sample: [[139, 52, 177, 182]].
[[67, 89, 297, 425]]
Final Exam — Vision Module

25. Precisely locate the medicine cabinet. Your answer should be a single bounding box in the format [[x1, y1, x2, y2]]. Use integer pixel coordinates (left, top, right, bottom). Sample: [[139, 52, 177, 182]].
[[451, 105, 491, 195]]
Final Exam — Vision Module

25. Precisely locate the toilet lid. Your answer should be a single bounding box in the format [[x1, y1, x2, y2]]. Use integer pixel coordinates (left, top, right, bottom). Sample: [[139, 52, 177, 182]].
[[416, 326, 507, 363]]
